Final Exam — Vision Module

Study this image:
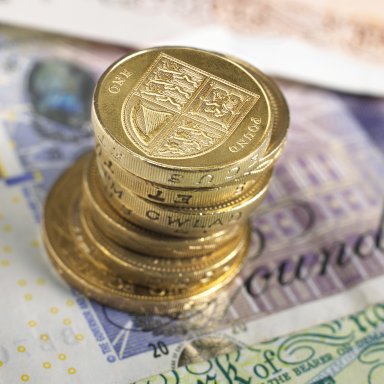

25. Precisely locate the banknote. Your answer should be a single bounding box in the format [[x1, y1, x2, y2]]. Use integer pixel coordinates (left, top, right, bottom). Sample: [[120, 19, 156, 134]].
[[139, 303, 384, 383], [0, 26, 127, 197], [1, 26, 384, 383], [1, 0, 384, 95]]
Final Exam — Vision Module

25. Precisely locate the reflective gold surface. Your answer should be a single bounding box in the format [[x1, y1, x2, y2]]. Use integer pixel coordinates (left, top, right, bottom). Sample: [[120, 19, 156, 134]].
[[92, 47, 273, 187], [43, 154, 249, 315], [95, 146, 260, 207], [79, 206, 248, 289], [81, 160, 242, 257], [42, 47, 289, 315]]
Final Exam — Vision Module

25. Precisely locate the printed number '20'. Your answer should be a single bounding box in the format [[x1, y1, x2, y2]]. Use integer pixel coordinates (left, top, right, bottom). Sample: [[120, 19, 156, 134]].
[[148, 341, 169, 358]]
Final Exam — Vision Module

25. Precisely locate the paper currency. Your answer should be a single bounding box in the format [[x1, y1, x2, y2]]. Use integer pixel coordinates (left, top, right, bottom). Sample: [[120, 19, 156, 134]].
[[1, 26, 384, 383], [1, 0, 384, 95], [139, 303, 384, 383]]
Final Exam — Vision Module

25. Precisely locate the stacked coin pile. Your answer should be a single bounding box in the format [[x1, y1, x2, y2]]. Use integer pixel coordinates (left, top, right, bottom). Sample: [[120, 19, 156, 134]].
[[43, 47, 288, 315]]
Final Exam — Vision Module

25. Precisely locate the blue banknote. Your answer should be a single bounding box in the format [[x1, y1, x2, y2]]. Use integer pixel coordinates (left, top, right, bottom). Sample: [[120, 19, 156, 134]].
[[1, 25, 384, 383]]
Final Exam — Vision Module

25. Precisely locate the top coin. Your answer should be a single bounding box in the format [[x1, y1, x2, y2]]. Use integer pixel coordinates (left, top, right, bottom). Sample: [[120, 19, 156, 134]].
[[92, 47, 273, 187]]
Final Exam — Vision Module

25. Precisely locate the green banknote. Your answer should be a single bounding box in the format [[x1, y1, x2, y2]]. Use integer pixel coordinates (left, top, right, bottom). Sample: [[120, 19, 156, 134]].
[[140, 303, 384, 384]]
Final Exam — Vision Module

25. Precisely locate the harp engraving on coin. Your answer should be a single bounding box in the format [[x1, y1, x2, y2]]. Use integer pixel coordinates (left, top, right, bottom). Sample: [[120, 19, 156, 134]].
[[122, 53, 260, 159]]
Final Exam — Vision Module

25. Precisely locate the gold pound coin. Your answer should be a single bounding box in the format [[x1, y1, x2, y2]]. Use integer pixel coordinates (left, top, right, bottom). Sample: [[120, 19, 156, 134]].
[[42, 153, 249, 315], [81, 156, 242, 257], [95, 145, 259, 207], [225, 56, 289, 176], [88, 156, 271, 236], [92, 47, 273, 188], [79, 206, 249, 289]]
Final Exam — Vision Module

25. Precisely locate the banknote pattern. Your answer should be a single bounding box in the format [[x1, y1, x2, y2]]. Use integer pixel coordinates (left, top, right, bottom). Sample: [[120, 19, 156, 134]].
[[1, 1, 384, 95], [139, 303, 384, 383], [1, 27, 384, 383], [0, 27, 125, 198], [216, 0, 384, 63]]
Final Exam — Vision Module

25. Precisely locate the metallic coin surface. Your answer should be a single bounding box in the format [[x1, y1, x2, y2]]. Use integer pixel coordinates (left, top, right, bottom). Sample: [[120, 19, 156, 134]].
[[226, 56, 289, 176], [88, 156, 272, 236], [42, 48, 289, 316], [81, 157, 242, 257], [92, 47, 272, 187], [79, 206, 249, 289], [95, 144, 259, 207], [42, 153, 249, 315]]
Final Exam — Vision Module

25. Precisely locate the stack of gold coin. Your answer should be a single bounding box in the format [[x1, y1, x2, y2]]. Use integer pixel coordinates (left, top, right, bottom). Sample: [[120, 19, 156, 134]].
[[43, 47, 289, 315]]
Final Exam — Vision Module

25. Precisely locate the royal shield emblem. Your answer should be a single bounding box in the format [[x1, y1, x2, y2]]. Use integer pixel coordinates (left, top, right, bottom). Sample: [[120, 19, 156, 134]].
[[122, 53, 260, 159]]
